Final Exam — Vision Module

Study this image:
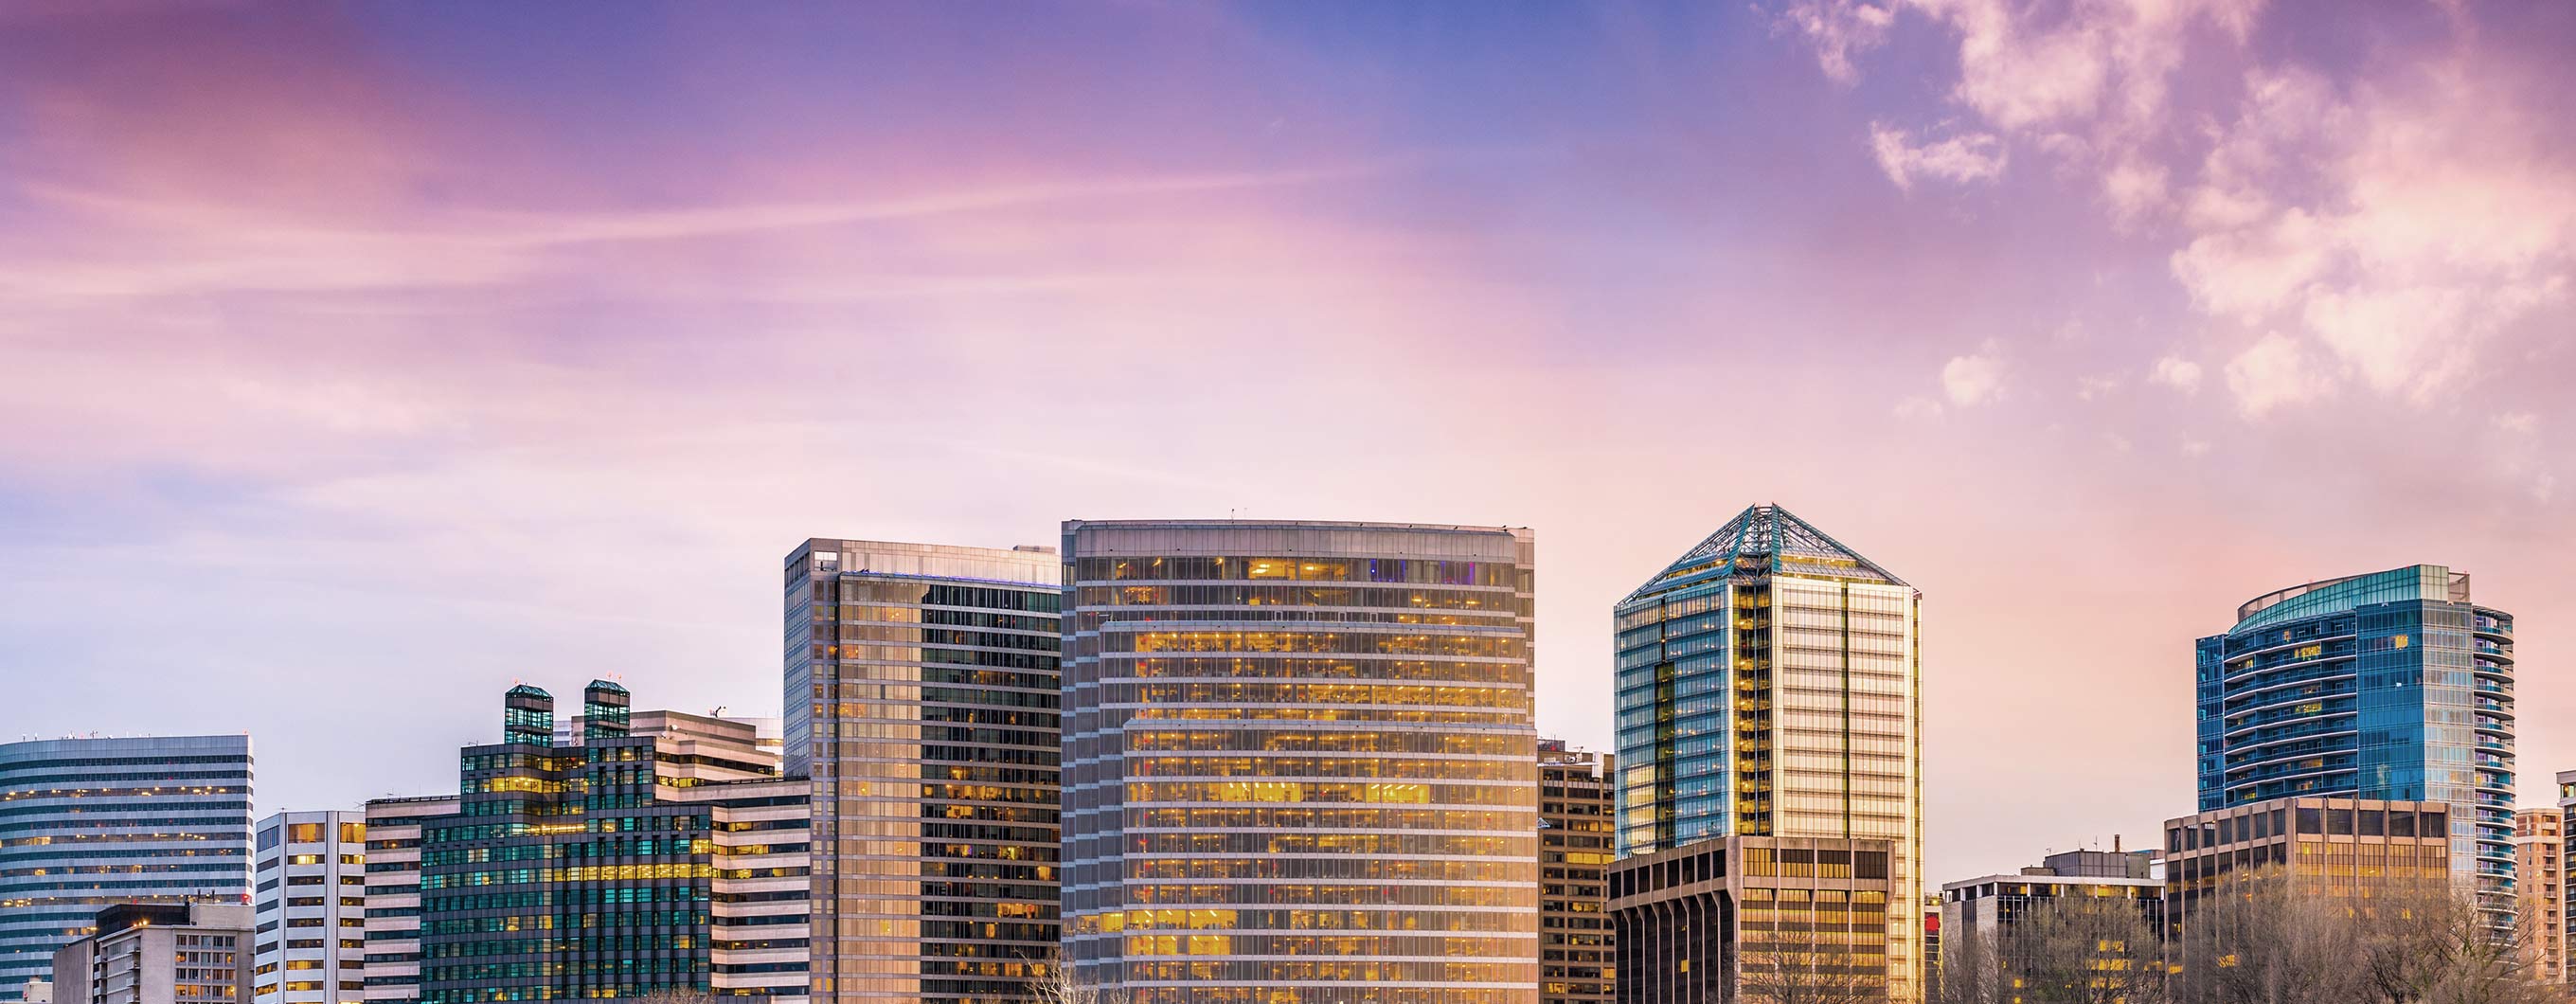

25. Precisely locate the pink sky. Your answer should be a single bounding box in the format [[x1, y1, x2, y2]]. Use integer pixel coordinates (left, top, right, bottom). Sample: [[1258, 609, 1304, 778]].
[[1, 1, 2571, 883]]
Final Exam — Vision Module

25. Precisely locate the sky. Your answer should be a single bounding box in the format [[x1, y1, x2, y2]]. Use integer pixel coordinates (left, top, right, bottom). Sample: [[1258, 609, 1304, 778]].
[[1, 0, 2571, 884]]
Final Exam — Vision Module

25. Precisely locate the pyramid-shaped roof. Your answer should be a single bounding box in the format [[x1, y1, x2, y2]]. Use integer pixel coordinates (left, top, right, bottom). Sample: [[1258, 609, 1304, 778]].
[[1621, 504, 1908, 603]]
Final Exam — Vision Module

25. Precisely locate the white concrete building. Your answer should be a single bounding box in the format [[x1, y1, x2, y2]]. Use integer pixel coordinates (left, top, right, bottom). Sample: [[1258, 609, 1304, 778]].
[[52, 903, 254, 1004], [251, 812, 366, 1004]]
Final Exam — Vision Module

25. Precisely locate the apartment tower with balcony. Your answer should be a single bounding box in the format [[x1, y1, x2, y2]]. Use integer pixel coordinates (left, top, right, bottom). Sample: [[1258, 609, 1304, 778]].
[[2195, 565, 2516, 923]]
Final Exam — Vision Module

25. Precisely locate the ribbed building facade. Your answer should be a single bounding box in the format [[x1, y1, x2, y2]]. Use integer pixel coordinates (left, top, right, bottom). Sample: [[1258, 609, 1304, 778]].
[[250, 811, 367, 1004], [359, 795, 456, 1004], [0, 736, 255, 1000], [1060, 520, 1542, 1003], [413, 684, 811, 1004], [2517, 806, 2563, 982], [782, 539, 1064, 1002], [1611, 505, 1923, 999], [2194, 565, 2515, 921]]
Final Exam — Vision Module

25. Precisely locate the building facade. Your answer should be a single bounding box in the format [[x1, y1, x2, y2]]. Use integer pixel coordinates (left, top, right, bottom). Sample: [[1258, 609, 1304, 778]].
[[359, 796, 456, 1004], [1612, 505, 1923, 999], [1608, 836, 1896, 1004], [1939, 846, 2163, 977], [2194, 565, 2515, 922], [1059, 520, 1542, 1003], [1540, 742, 1615, 1004], [0, 736, 256, 1000], [2161, 796, 2454, 939], [412, 684, 810, 1004], [2516, 807, 2563, 980], [250, 812, 366, 1004], [51, 903, 255, 1004], [783, 540, 1063, 1002]]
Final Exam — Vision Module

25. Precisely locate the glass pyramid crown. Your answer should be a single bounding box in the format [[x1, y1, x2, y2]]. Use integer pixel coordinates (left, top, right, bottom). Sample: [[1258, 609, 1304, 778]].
[[1622, 503, 1908, 603]]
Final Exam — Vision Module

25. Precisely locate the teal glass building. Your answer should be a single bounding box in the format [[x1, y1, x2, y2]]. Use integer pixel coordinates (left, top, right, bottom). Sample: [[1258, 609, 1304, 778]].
[[2195, 565, 2517, 919], [413, 683, 811, 1004]]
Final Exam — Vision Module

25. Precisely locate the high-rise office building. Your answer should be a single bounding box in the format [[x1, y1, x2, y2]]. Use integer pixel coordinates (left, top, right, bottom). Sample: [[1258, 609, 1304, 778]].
[[1060, 520, 1542, 1003], [1612, 504, 1923, 998], [412, 683, 810, 1004], [2194, 565, 2516, 921], [51, 903, 254, 1004], [0, 736, 256, 1000], [250, 812, 366, 1004], [358, 795, 456, 1004], [1539, 742, 1615, 1004], [2518, 807, 2564, 981], [783, 540, 1063, 1003]]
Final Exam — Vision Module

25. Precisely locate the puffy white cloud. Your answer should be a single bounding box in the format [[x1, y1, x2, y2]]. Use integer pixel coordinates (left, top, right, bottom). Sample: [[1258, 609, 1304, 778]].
[[2149, 356, 2203, 394], [2223, 332, 2331, 417], [1941, 342, 2007, 405], [1869, 123, 2008, 190]]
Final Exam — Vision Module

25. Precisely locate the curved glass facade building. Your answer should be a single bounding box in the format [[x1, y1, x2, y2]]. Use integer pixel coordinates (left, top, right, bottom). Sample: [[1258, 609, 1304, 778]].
[[1060, 520, 1540, 1004], [2195, 565, 2517, 920], [0, 735, 255, 1000], [1611, 505, 1922, 1000]]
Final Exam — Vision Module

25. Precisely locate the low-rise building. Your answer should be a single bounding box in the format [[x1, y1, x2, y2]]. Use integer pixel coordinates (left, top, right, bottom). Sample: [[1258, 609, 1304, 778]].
[[2162, 796, 2454, 941], [1941, 843, 2164, 950], [1608, 836, 1896, 1004], [52, 903, 255, 1004]]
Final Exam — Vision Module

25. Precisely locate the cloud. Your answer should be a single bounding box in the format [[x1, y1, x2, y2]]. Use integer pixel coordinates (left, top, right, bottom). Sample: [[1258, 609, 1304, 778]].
[[1868, 123, 2008, 191], [1789, 3, 2576, 418], [1941, 342, 2007, 405], [2180, 439, 2211, 457], [1777, 0, 1896, 84], [2222, 332, 2330, 418], [1893, 395, 1945, 420], [2074, 374, 2120, 401], [2149, 356, 2203, 394], [2495, 412, 2539, 436], [2173, 61, 2576, 407]]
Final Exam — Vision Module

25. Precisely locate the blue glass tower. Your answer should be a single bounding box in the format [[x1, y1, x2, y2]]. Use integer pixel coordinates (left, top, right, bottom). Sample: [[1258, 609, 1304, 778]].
[[2196, 565, 2517, 919]]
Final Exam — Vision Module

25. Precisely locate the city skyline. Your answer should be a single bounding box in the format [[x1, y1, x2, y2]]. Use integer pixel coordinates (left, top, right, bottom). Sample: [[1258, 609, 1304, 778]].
[[4, 0, 2575, 897]]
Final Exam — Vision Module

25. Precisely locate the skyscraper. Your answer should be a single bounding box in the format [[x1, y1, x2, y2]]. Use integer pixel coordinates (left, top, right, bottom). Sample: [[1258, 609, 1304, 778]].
[[0, 736, 256, 1000], [1612, 504, 1923, 998], [358, 795, 456, 1004], [2194, 565, 2516, 921], [1059, 519, 1541, 1003], [250, 811, 367, 1004], [1538, 742, 1614, 1004], [412, 684, 810, 1004], [783, 540, 1063, 1003]]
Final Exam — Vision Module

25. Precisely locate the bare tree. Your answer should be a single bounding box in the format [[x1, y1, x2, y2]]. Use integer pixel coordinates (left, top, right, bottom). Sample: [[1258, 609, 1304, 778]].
[[1730, 923, 1890, 1004], [2004, 895, 2169, 1004], [1930, 925, 2007, 1004], [1031, 944, 1126, 1004], [2173, 871, 2573, 1004], [633, 989, 716, 1004]]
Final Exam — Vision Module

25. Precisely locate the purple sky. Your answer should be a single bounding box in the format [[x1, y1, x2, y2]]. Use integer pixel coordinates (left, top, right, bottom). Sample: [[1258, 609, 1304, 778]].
[[2, 1, 2571, 883]]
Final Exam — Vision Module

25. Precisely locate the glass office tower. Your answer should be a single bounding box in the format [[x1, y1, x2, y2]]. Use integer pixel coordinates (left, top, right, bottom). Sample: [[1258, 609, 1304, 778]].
[[1612, 504, 1923, 999], [0, 735, 255, 1000], [1060, 520, 1542, 1004], [784, 540, 1063, 1003], [2195, 565, 2516, 922], [415, 684, 811, 1004]]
